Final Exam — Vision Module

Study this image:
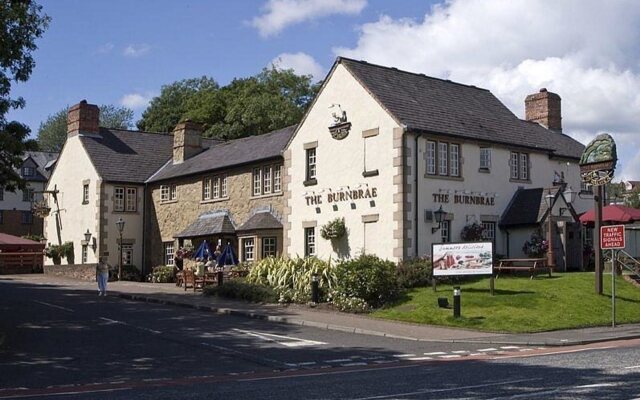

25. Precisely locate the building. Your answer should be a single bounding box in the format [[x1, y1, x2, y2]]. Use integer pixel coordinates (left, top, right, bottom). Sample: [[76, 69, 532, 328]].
[[284, 57, 589, 268], [0, 151, 57, 238], [145, 123, 293, 268]]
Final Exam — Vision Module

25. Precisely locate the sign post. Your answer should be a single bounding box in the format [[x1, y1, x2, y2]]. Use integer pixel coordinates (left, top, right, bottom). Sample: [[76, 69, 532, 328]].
[[600, 224, 626, 327]]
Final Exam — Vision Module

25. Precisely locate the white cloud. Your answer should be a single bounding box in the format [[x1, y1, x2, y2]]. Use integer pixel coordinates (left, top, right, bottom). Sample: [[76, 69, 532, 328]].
[[252, 0, 366, 37], [95, 42, 114, 54], [270, 52, 325, 80], [334, 0, 640, 180], [120, 92, 155, 110], [123, 44, 151, 58]]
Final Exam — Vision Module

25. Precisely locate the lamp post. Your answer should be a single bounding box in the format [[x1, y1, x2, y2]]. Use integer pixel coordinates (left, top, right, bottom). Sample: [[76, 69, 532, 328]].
[[545, 190, 556, 269], [432, 205, 446, 234], [115, 217, 125, 281]]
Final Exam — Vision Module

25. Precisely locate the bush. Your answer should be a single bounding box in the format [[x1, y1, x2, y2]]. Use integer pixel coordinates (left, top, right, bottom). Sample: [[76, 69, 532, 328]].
[[333, 254, 399, 309], [397, 257, 432, 288], [149, 265, 175, 283], [460, 223, 485, 242], [120, 264, 141, 281], [331, 293, 370, 313], [203, 280, 277, 303]]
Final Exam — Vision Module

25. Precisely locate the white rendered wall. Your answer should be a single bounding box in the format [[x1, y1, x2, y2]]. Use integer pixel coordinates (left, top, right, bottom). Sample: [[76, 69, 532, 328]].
[[102, 183, 144, 269]]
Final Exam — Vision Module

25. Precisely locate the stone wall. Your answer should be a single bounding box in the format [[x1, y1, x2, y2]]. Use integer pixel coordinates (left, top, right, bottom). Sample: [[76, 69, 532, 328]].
[[44, 263, 97, 281], [0, 210, 44, 237], [146, 161, 285, 269]]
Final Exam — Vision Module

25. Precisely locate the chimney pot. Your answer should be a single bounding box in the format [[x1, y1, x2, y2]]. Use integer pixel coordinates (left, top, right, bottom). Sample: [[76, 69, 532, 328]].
[[539, 88, 547, 93]]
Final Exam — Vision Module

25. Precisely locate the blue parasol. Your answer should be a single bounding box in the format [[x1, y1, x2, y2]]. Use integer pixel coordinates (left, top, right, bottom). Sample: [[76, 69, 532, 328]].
[[193, 240, 213, 260], [216, 243, 238, 266]]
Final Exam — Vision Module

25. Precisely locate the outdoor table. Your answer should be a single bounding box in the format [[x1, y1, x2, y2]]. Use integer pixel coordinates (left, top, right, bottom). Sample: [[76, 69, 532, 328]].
[[494, 258, 551, 279]]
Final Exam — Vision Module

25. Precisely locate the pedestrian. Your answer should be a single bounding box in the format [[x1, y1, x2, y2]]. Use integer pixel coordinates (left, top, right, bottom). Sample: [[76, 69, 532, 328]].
[[96, 257, 110, 296]]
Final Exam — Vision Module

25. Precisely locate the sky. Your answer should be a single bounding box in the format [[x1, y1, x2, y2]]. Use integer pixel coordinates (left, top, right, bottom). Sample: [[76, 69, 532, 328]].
[[8, 0, 640, 180]]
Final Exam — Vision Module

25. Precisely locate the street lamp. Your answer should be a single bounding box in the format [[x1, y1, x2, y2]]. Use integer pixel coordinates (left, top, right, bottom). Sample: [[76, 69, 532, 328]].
[[545, 190, 556, 268], [432, 205, 446, 234], [115, 217, 125, 281]]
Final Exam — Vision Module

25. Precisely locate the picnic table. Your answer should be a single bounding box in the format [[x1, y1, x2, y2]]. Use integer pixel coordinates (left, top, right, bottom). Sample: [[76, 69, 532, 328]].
[[494, 258, 551, 279]]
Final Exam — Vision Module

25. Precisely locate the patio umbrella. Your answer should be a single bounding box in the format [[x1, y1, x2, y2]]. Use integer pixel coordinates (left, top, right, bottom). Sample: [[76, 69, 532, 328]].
[[193, 240, 213, 260], [579, 204, 640, 224], [216, 243, 238, 266]]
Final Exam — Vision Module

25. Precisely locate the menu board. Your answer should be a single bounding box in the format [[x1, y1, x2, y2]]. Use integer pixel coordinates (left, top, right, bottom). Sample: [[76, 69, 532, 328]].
[[432, 241, 493, 276]]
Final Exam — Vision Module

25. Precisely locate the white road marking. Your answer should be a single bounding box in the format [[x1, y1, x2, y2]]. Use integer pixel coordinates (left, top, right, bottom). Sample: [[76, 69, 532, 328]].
[[392, 354, 416, 358], [438, 354, 462, 359], [98, 317, 162, 335], [493, 345, 616, 360], [341, 362, 368, 367], [423, 351, 446, 355], [500, 346, 520, 349], [518, 348, 535, 352], [624, 365, 640, 369], [452, 350, 469, 354], [407, 356, 433, 361], [574, 382, 620, 388], [33, 301, 74, 312], [478, 348, 498, 352], [325, 359, 352, 363], [232, 328, 326, 347]]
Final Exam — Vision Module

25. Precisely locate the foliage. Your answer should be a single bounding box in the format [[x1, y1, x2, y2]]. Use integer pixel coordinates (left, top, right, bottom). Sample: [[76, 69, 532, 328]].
[[373, 273, 640, 333], [0, 1, 49, 190], [606, 180, 640, 209], [320, 217, 346, 240], [59, 241, 74, 262], [203, 280, 277, 303], [396, 257, 432, 289], [331, 293, 370, 313], [22, 234, 44, 242], [44, 244, 63, 259], [120, 264, 141, 281], [137, 68, 320, 140], [460, 222, 485, 242], [247, 256, 335, 303], [175, 245, 194, 260], [333, 254, 399, 309], [36, 104, 134, 152], [522, 232, 549, 257], [148, 265, 175, 283], [229, 262, 251, 276]]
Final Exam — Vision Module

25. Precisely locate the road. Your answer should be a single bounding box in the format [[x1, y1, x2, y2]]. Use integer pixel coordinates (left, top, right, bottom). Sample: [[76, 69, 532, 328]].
[[0, 278, 639, 399]]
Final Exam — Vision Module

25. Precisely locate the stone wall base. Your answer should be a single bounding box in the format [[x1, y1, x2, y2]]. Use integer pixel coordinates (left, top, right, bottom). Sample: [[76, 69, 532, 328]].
[[44, 264, 97, 281]]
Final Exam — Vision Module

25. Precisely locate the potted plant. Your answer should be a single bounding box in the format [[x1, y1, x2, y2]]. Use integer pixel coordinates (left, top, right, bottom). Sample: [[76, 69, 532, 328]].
[[522, 232, 549, 258], [60, 241, 75, 264], [44, 244, 63, 265], [460, 222, 485, 242], [320, 217, 346, 240]]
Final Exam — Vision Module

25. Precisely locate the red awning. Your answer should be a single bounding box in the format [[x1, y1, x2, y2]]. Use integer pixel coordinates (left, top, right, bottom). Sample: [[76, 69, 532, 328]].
[[0, 233, 45, 252], [579, 204, 640, 224]]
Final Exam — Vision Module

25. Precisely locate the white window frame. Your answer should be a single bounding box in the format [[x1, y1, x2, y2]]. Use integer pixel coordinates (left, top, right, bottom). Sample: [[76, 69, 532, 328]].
[[82, 184, 89, 204], [304, 227, 316, 257], [114, 187, 125, 211], [520, 153, 529, 180], [480, 147, 491, 170], [481, 221, 496, 242], [450, 144, 460, 177], [212, 176, 220, 199], [253, 168, 262, 196], [126, 188, 137, 212], [164, 242, 174, 266], [82, 244, 88, 264], [510, 152, 519, 179], [263, 166, 272, 194], [242, 237, 255, 262], [262, 237, 277, 258], [121, 244, 133, 266], [438, 142, 448, 175], [426, 141, 436, 175], [160, 185, 170, 202], [440, 220, 450, 243], [273, 166, 282, 193], [221, 175, 228, 197], [170, 185, 177, 200], [203, 178, 211, 200], [306, 148, 317, 181], [22, 167, 35, 177], [510, 152, 530, 180]]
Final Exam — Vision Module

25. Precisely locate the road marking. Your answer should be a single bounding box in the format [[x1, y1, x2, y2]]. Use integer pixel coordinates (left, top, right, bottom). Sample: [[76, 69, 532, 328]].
[[407, 356, 433, 361], [423, 351, 446, 355], [98, 317, 162, 335], [478, 347, 498, 352], [451, 350, 469, 354], [624, 365, 640, 369], [574, 382, 620, 388], [392, 354, 415, 358], [325, 359, 352, 363], [0, 387, 130, 399], [341, 362, 367, 367], [500, 346, 520, 349], [438, 354, 462, 359], [232, 329, 326, 347], [493, 345, 616, 360], [33, 301, 74, 312]]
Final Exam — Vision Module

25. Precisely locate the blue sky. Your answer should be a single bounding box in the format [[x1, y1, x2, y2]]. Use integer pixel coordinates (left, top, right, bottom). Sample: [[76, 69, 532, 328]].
[[8, 0, 640, 180]]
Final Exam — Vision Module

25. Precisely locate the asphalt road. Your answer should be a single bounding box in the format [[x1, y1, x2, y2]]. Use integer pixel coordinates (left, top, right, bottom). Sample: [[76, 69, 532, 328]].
[[1, 279, 639, 399]]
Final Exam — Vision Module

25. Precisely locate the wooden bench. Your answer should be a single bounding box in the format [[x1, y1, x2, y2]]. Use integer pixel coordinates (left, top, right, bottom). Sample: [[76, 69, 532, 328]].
[[183, 269, 204, 291], [495, 258, 551, 279]]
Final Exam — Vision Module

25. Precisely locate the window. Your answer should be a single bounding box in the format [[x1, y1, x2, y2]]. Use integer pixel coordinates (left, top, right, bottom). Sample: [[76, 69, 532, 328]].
[[160, 185, 176, 202], [304, 227, 316, 257], [114, 187, 125, 211], [273, 166, 282, 193], [21, 211, 33, 225], [440, 220, 450, 243], [22, 188, 33, 202], [221, 175, 228, 197], [22, 167, 35, 177], [263, 166, 272, 194], [480, 147, 491, 170], [126, 188, 137, 212], [510, 152, 529, 180], [212, 176, 220, 199], [306, 148, 317, 182], [82, 245, 88, 264], [121, 244, 133, 265], [82, 184, 89, 204], [481, 221, 496, 242], [426, 140, 461, 178], [203, 178, 211, 200], [581, 181, 592, 193], [170, 185, 177, 200], [262, 237, 277, 258], [164, 242, 174, 266], [242, 238, 255, 262], [253, 168, 262, 196], [252, 166, 281, 196]]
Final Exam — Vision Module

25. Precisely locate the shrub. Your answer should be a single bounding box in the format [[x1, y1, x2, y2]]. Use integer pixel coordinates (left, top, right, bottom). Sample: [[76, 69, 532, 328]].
[[397, 257, 432, 288], [331, 293, 369, 313], [460, 223, 485, 242], [523, 232, 548, 257], [120, 264, 141, 281], [333, 254, 399, 309], [203, 280, 277, 303], [149, 265, 175, 283], [60, 241, 74, 264]]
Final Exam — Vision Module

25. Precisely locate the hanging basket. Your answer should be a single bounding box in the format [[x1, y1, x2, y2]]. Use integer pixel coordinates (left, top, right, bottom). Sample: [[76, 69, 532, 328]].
[[320, 217, 346, 240], [32, 201, 51, 218]]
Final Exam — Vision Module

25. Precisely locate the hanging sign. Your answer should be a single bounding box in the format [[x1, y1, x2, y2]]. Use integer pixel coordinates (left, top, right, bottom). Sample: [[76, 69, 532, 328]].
[[579, 133, 617, 186]]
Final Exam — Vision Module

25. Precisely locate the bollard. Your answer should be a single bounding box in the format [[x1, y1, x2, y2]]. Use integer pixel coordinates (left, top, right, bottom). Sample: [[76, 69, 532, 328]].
[[217, 269, 224, 286], [453, 286, 461, 318], [311, 273, 319, 305]]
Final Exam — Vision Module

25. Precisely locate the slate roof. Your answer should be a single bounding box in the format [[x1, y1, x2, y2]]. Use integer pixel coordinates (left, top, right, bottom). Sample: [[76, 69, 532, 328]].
[[236, 211, 283, 232], [499, 187, 562, 227], [338, 57, 584, 159], [78, 128, 219, 184], [175, 210, 236, 238], [147, 125, 295, 183], [22, 151, 58, 181]]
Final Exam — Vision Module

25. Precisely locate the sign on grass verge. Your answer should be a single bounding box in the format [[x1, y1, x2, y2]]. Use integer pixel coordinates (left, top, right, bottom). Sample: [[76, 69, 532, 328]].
[[432, 242, 493, 276], [600, 225, 625, 250]]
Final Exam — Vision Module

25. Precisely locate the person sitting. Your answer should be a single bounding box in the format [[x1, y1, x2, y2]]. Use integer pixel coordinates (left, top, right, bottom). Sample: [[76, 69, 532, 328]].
[[194, 257, 205, 277], [205, 257, 215, 273]]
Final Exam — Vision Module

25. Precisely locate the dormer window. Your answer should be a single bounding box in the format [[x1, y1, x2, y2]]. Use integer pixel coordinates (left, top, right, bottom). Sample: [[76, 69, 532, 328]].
[[22, 167, 35, 177]]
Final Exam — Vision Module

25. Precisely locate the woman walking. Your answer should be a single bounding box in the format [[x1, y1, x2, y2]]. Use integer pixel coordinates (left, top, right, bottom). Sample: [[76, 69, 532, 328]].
[[96, 257, 110, 296]]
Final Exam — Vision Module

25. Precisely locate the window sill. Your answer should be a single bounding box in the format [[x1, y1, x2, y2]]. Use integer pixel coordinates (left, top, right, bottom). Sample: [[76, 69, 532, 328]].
[[82, 201, 89, 205], [303, 179, 317, 187], [362, 169, 379, 178], [201, 197, 230, 204], [112, 210, 140, 215], [478, 168, 491, 174], [160, 199, 178, 205], [424, 174, 464, 182], [251, 192, 283, 200], [509, 178, 532, 184]]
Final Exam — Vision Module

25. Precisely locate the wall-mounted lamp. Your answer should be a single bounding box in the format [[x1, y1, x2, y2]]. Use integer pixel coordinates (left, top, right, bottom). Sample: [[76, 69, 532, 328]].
[[83, 229, 96, 250], [432, 205, 446, 233], [84, 229, 91, 243]]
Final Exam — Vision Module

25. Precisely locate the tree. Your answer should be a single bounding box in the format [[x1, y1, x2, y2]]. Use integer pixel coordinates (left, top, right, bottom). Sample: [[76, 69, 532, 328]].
[[0, 0, 49, 191], [138, 67, 320, 139], [37, 104, 134, 152]]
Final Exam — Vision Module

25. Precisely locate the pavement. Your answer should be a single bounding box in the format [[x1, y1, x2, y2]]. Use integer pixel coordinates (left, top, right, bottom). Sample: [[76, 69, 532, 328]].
[[5, 273, 640, 347]]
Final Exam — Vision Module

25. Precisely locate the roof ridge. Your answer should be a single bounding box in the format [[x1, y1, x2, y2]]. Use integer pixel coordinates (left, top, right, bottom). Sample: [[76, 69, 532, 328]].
[[337, 56, 490, 92], [100, 127, 174, 137]]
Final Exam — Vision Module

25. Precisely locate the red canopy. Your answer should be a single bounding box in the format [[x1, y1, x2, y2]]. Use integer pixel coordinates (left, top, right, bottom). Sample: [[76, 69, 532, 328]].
[[579, 204, 640, 224], [0, 233, 45, 252]]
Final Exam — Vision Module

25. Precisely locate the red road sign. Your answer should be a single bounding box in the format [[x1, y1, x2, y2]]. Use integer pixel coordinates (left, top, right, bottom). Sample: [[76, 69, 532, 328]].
[[600, 225, 626, 249]]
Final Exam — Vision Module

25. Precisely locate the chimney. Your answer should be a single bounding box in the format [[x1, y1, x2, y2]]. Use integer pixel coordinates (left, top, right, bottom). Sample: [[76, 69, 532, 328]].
[[67, 100, 100, 137], [525, 88, 562, 132], [173, 120, 203, 164]]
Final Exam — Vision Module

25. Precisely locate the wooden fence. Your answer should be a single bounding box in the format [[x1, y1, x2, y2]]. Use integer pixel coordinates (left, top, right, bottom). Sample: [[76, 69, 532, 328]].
[[0, 252, 44, 274]]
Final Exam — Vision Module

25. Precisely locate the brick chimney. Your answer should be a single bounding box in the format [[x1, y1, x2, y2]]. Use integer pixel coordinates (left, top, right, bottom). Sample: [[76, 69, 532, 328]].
[[67, 100, 100, 137], [525, 88, 562, 132], [173, 120, 203, 164]]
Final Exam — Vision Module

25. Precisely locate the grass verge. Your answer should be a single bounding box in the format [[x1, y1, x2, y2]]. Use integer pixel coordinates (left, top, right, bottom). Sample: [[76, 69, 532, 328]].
[[372, 272, 640, 333]]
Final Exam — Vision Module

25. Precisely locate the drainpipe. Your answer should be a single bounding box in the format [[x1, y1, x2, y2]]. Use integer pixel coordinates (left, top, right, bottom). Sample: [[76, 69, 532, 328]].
[[505, 230, 510, 258], [414, 132, 419, 258], [141, 182, 147, 281]]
